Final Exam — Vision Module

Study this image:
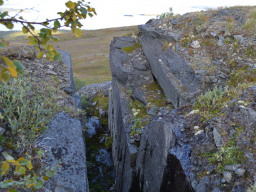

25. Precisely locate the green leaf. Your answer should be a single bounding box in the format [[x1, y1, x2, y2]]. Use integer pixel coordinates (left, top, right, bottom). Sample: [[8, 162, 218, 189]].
[[5, 22, 14, 29], [65, 1, 76, 9], [19, 158, 29, 166], [2, 71, 10, 82], [74, 28, 82, 37], [80, 7, 87, 15], [28, 36, 38, 46], [2, 152, 14, 161], [37, 150, 44, 157], [0, 0, 3, 5], [46, 171, 53, 177], [54, 20, 61, 28], [43, 22, 49, 26], [22, 26, 28, 33], [8, 189, 17, 192], [18, 167, 26, 175], [0, 180, 12, 188], [57, 12, 64, 17], [28, 23, 35, 31], [53, 53, 62, 61], [34, 179, 44, 189], [13, 60, 26, 73], [0, 11, 8, 18]]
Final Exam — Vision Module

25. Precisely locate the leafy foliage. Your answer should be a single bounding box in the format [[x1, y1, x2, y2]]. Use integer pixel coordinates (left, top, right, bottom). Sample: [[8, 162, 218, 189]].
[[0, 151, 57, 191], [129, 99, 149, 136], [0, 0, 96, 81], [0, 73, 61, 146], [194, 87, 224, 117]]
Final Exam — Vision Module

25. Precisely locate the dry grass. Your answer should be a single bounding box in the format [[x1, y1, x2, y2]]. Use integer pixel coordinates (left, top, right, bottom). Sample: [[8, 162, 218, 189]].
[[1, 26, 138, 85]]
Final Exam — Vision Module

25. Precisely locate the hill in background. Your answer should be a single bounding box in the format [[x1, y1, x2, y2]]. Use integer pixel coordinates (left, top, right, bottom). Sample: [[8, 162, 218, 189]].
[[0, 26, 138, 88]]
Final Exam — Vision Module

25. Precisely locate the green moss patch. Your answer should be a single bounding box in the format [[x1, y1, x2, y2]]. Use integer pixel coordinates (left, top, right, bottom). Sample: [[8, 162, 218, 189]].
[[122, 42, 142, 53]]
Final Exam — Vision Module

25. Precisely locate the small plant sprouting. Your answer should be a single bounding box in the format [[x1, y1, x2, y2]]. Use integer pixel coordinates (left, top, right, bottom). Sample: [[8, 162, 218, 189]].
[[244, 8, 256, 33], [157, 8, 174, 19], [193, 87, 224, 118]]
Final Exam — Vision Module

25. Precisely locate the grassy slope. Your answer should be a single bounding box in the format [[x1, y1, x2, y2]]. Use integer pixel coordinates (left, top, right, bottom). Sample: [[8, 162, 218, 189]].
[[0, 26, 137, 85]]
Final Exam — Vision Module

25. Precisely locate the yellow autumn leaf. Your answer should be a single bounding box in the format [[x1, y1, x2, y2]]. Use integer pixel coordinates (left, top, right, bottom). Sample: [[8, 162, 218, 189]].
[[37, 52, 44, 59], [2, 56, 14, 67], [27, 161, 33, 170], [75, 28, 82, 37], [1, 163, 10, 175], [72, 15, 77, 21], [10, 160, 20, 166], [2, 56, 18, 77], [8, 67, 18, 77], [43, 176, 50, 181], [65, 1, 76, 9], [48, 44, 54, 52], [28, 183, 34, 188], [88, 7, 92, 12]]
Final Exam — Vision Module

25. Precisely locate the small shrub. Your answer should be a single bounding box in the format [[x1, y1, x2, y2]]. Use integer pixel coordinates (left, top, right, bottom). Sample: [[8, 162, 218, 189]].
[[74, 77, 86, 92], [129, 99, 150, 136], [228, 67, 256, 87], [225, 16, 235, 33], [157, 8, 173, 19], [244, 8, 256, 33], [194, 87, 224, 117], [0, 73, 61, 146], [130, 118, 143, 136], [201, 133, 245, 172]]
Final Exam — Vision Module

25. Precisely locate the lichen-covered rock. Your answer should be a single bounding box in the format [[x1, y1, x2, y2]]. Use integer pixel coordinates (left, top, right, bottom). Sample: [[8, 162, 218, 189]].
[[110, 36, 154, 89], [109, 6, 256, 192], [78, 81, 112, 99], [138, 22, 203, 108], [36, 112, 89, 192], [0, 45, 36, 59]]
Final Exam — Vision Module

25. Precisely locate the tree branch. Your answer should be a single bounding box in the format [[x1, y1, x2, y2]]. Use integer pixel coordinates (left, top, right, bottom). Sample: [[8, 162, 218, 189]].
[[0, 17, 64, 25], [21, 23, 42, 50]]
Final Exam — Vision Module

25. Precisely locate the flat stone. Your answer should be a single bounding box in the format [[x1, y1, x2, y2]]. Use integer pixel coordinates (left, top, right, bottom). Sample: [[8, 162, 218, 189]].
[[210, 31, 217, 37], [224, 164, 241, 171], [190, 40, 200, 48], [196, 176, 210, 192], [47, 70, 57, 75], [48, 64, 54, 69], [138, 27, 202, 108], [234, 35, 244, 44], [213, 128, 224, 148], [37, 112, 89, 192], [217, 40, 223, 47], [235, 168, 246, 176], [223, 171, 232, 183]]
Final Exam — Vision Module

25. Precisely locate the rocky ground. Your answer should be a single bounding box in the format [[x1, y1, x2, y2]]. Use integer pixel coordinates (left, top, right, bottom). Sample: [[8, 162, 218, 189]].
[[0, 45, 88, 191], [108, 6, 256, 192]]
